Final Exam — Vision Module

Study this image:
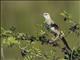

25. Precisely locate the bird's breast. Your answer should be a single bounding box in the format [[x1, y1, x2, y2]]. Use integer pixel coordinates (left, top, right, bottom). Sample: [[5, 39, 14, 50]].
[[50, 27, 60, 35]]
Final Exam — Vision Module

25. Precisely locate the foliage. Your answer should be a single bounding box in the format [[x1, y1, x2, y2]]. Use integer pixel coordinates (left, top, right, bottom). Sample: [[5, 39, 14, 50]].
[[63, 47, 80, 60], [1, 26, 57, 60], [1, 11, 80, 60]]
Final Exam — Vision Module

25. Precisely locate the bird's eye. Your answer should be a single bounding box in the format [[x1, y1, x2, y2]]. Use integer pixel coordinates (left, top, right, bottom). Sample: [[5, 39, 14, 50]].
[[44, 13, 48, 15]]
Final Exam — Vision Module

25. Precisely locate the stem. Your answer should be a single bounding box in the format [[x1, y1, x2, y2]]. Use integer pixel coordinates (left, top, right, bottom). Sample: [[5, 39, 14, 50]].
[[1, 46, 4, 60], [71, 49, 73, 60]]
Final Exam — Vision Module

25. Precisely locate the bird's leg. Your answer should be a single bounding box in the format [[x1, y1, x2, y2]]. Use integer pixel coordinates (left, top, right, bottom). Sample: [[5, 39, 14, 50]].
[[52, 30, 64, 41], [53, 34, 60, 41]]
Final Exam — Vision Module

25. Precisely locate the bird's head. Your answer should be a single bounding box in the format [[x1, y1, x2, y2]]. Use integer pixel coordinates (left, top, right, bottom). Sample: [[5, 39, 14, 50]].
[[42, 13, 51, 20]]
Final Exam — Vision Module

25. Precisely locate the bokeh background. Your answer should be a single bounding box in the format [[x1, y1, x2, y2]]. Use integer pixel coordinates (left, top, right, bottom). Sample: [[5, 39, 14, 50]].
[[1, 1, 80, 60]]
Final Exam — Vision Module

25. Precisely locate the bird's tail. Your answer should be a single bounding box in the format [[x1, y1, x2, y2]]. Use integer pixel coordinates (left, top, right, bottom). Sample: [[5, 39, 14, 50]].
[[61, 37, 72, 51]]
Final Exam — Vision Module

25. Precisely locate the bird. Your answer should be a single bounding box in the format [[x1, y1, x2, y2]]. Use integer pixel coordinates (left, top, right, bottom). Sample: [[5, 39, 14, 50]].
[[42, 13, 72, 51], [42, 13, 61, 40]]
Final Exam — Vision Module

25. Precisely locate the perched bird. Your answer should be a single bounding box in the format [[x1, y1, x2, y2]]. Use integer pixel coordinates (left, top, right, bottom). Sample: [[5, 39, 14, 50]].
[[42, 13, 62, 41], [42, 13, 71, 51]]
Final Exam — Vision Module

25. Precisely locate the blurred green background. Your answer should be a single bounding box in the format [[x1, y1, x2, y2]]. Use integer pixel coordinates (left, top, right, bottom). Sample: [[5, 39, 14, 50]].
[[1, 1, 80, 60]]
